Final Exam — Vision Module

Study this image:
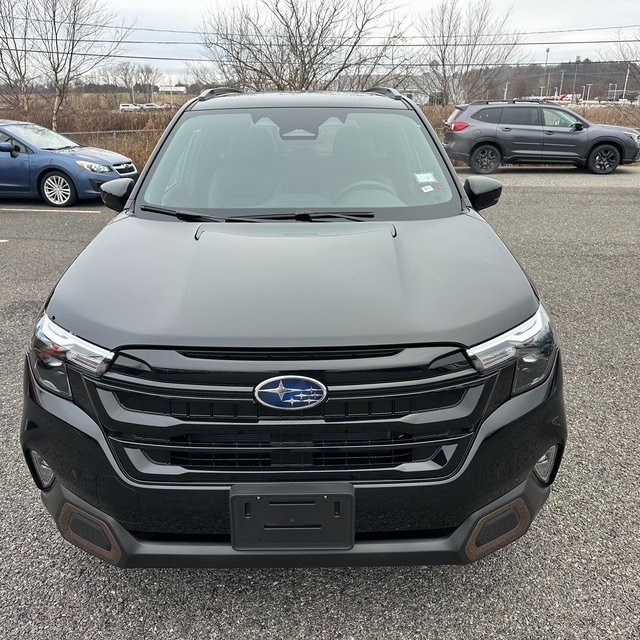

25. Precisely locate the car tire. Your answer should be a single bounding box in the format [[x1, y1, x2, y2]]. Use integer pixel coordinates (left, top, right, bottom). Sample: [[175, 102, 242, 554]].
[[470, 145, 502, 174], [587, 144, 621, 174], [40, 171, 77, 207]]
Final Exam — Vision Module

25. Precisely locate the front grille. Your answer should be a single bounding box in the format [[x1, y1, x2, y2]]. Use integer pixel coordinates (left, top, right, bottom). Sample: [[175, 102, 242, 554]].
[[80, 345, 512, 482], [112, 162, 136, 175], [113, 386, 466, 422]]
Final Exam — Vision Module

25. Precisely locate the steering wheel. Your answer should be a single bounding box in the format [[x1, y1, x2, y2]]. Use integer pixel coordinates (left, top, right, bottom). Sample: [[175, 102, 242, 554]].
[[335, 180, 397, 201]]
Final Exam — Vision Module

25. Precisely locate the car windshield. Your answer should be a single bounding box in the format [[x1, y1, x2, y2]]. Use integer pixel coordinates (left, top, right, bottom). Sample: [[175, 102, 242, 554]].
[[4, 123, 79, 150], [139, 107, 459, 220]]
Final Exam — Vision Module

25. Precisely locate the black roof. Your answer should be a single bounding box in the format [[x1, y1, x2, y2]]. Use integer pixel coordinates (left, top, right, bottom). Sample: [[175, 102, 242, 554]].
[[189, 90, 409, 111]]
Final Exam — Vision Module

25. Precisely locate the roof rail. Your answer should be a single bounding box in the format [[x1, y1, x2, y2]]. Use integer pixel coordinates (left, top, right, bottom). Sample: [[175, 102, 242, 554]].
[[468, 98, 551, 105], [198, 87, 243, 101], [364, 86, 403, 100]]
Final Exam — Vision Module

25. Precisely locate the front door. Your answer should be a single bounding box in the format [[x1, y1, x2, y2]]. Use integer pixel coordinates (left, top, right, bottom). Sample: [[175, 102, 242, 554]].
[[541, 108, 590, 162], [0, 131, 30, 193]]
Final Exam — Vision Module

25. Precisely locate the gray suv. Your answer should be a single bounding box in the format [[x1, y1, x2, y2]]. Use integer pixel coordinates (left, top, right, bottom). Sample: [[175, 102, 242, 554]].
[[444, 100, 640, 174]]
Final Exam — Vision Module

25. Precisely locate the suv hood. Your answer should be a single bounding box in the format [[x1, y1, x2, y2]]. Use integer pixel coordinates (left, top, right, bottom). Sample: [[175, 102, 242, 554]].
[[47, 215, 538, 350], [51, 146, 132, 165], [597, 123, 640, 135]]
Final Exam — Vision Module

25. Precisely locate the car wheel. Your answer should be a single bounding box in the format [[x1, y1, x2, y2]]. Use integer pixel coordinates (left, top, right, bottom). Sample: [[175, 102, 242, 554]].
[[40, 171, 77, 207], [470, 145, 501, 174], [587, 144, 620, 174]]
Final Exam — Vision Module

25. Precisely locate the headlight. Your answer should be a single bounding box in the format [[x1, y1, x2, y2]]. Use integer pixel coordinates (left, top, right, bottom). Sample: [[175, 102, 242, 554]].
[[466, 305, 556, 394], [76, 160, 111, 173], [622, 131, 640, 144], [28, 314, 114, 398]]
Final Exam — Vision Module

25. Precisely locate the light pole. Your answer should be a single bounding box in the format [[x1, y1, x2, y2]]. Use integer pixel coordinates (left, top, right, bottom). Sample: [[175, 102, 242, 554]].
[[622, 63, 630, 100], [571, 56, 581, 101], [503, 81, 510, 100], [559, 70, 565, 96], [586, 83, 593, 101], [544, 48, 550, 96]]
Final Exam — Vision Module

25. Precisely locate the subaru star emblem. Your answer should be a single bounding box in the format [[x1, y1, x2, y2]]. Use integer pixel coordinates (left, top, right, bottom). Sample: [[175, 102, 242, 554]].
[[254, 375, 327, 410]]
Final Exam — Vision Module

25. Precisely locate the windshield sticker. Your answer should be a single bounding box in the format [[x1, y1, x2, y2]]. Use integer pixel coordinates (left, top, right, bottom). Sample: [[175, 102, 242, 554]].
[[421, 185, 435, 193], [415, 173, 437, 183]]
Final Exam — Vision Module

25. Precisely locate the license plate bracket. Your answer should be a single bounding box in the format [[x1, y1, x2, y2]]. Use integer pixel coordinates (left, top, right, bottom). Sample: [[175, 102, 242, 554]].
[[230, 483, 355, 551]]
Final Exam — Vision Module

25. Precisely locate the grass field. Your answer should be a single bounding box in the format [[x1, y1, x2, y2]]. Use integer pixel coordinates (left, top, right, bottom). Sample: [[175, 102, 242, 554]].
[[2, 94, 639, 171]]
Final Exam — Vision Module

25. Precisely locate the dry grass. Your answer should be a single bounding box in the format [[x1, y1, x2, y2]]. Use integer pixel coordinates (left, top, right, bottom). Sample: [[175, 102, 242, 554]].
[[2, 95, 638, 171], [1, 93, 178, 169]]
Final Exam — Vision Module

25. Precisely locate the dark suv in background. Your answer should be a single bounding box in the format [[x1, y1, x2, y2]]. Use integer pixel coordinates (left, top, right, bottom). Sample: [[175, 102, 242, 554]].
[[444, 99, 640, 174]]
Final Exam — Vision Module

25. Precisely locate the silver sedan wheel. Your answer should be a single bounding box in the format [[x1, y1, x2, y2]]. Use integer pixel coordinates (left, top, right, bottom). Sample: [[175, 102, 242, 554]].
[[43, 174, 72, 205]]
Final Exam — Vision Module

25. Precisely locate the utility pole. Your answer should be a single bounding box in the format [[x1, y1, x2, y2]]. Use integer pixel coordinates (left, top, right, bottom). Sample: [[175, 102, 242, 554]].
[[586, 83, 593, 101], [622, 63, 630, 100], [559, 70, 565, 96], [503, 81, 510, 100], [544, 48, 550, 95]]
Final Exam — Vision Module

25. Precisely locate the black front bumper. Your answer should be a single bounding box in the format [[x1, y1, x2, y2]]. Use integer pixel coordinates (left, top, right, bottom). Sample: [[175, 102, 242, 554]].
[[41, 474, 550, 567], [22, 355, 566, 567]]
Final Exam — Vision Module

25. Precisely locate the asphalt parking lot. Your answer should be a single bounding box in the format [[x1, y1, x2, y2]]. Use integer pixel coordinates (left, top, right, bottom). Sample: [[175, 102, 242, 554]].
[[1, 166, 639, 639]]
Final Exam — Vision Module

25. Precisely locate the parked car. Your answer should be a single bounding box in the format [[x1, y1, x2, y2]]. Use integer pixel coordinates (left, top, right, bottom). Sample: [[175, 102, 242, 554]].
[[140, 102, 162, 111], [118, 103, 141, 112], [160, 103, 180, 111], [0, 120, 138, 206], [22, 87, 566, 567], [444, 99, 640, 174]]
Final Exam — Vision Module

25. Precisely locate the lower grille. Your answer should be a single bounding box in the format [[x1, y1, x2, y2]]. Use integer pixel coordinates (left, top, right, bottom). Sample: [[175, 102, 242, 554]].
[[114, 428, 468, 472]]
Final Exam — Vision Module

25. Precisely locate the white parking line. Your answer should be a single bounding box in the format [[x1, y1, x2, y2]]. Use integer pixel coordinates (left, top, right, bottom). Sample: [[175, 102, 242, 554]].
[[0, 239, 8, 243], [0, 207, 102, 213]]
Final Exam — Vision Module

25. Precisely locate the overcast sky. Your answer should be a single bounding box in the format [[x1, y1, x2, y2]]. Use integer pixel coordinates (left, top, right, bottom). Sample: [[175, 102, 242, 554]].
[[107, 0, 639, 77]]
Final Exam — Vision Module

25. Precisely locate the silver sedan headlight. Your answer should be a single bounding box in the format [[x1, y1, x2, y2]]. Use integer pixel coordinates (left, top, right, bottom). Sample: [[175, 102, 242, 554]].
[[466, 305, 556, 394]]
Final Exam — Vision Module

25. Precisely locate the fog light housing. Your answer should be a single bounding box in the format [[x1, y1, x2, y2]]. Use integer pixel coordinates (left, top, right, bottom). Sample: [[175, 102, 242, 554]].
[[30, 450, 55, 488], [534, 445, 558, 483]]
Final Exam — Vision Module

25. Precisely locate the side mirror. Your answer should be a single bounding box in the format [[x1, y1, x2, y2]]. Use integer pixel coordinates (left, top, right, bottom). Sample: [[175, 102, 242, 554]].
[[100, 178, 135, 212], [0, 141, 19, 157], [573, 122, 584, 131], [464, 176, 502, 211]]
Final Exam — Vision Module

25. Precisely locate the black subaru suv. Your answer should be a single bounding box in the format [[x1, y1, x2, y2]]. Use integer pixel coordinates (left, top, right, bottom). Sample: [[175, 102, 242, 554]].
[[444, 99, 640, 174], [22, 88, 566, 567]]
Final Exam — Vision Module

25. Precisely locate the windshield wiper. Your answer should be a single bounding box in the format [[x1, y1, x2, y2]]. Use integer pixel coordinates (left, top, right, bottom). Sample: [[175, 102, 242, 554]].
[[139, 204, 226, 222], [224, 211, 375, 222], [138, 206, 374, 223]]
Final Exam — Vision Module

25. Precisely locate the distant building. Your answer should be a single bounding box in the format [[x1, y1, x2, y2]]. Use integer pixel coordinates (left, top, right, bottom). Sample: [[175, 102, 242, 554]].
[[157, 86, 187, 94]]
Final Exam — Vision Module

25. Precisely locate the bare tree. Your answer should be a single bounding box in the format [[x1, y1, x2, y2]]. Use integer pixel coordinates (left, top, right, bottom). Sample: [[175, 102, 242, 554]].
[[31, 0, 129, 129], [199, 0, 406, 92], [137, 64, 161, 102], [113, 62, 139, 103], [614, 31, 640, 126], [417, 0, 524, 104], [0, 0, 35, 113]]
